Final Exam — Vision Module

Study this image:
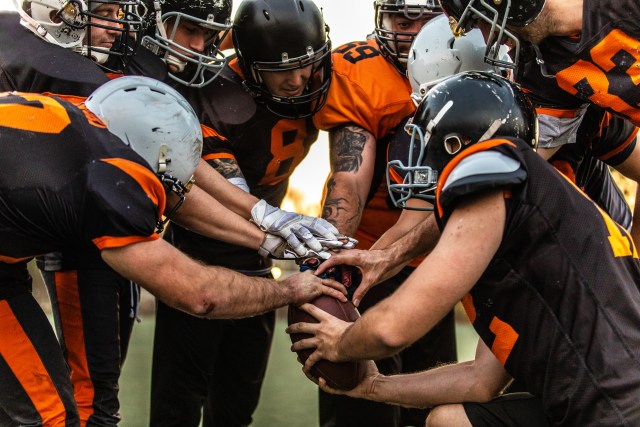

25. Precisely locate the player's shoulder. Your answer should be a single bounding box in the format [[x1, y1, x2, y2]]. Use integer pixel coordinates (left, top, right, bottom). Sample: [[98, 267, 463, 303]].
[[330, 39, 393, 80]]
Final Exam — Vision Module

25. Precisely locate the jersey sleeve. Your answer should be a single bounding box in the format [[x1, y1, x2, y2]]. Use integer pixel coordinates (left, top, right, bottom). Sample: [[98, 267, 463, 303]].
[[436, 139, 527, 222], [84, 157, 166, 250], [591, 113, 639, 166]]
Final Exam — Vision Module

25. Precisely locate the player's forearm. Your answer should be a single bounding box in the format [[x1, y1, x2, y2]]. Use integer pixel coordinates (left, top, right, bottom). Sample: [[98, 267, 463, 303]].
[[366, 361, 500, 409], [193, 159, 258, 218], [194, 267, 294, 318], [172, 185, 262, 251], [321, 174, 366, 235], [369, 214, 441, 281]]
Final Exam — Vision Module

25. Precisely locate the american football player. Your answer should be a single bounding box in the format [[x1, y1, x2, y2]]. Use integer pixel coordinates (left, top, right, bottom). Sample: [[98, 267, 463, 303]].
[[148, 1, 352, 426], [289, 71, 640, 427], [311, 1, 458, 425], [0, 76, 346, 426], [439, 0, 640, 244]]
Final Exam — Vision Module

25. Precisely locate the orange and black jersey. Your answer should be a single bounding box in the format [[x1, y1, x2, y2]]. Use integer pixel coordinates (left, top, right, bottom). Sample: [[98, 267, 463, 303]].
[[166, 59, 318, 271], [520, 0, 640, 126], [313, 39, 416, 253], [436, 138, 640, 425], [0, 92, 164, 264]]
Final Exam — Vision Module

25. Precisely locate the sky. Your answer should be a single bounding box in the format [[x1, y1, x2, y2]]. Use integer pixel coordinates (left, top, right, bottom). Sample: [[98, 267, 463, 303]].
[[0, 0, 376, 215]]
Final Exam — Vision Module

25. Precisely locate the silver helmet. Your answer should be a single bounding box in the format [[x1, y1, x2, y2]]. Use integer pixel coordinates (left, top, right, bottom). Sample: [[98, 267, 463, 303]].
[[85, 76, 203, 204], [407, 14, 509, 106]]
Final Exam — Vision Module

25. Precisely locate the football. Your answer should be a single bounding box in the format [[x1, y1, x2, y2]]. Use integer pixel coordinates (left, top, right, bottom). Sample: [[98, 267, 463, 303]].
[[288, 295, 366, 390]]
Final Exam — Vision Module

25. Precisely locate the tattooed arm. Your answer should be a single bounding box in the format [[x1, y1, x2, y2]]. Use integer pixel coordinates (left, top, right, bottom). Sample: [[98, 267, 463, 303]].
[[321, 125, 377, 235], [193, 158, 259, 219]]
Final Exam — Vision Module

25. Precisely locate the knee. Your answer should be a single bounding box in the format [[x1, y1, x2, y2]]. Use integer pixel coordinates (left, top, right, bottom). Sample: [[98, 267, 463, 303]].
[[426, 404, 471, 427]]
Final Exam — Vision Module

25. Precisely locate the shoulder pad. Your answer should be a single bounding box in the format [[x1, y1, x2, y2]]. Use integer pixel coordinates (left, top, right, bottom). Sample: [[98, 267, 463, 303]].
[[440, 151, 527, 207]]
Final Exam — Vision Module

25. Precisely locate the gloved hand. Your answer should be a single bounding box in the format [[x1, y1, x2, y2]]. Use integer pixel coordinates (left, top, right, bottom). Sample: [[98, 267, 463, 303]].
[[259, 233, 330, 260], [251, 200, 357, 257]]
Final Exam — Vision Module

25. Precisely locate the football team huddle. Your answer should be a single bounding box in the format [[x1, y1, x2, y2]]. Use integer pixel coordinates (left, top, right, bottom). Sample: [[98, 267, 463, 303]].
[[0, 0, 639, 426]]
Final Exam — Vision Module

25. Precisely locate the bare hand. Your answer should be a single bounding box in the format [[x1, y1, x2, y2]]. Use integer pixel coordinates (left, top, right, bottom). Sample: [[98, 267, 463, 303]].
[[317, 359, 381, 399], [283, 271, 347, 305], [314, 249, 388, 306], [285, 302, 351, 368]]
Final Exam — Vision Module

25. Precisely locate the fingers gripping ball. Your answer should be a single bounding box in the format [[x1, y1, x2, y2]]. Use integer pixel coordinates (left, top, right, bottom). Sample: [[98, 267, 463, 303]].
[[299, 257, 362, 301], [288, 296, 365, 390], [288, 257, 366, 390]]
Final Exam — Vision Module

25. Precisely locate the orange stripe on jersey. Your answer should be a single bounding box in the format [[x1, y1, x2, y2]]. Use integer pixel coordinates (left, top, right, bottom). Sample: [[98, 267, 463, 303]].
[[101, 158, 167, 218], [0, 255, 33, 263], [42, 93, 87, 106], [228, 58, 245, 79], [92, 233, 160, 251], [550, 160, 577, 183], [436, 139, 517, 218], [54, 271, 94, 425], [599, 127, 639, 161], [535, 107, 579, 119], [0, 301, 68, 425], [201, 124, 226, 140], [0, 93, 71, 133], [202, 152, 235, 162], [489, 316, 519, 366], [105, 72, 124, 80], [461, 294, 476, 324]]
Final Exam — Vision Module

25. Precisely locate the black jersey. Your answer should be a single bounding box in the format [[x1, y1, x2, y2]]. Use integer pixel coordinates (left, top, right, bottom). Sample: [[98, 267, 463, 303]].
[[164, 58, 318, 271], [0, 93, 164, 266], [435, 138, 640, 425], [0, 12, 109, 95]]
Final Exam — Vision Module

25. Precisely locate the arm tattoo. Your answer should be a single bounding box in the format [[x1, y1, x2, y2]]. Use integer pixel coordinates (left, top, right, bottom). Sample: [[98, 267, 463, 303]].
[[212, 158, 243, 180], [331, 125, 369, 173], [322, 177, 364, 234]]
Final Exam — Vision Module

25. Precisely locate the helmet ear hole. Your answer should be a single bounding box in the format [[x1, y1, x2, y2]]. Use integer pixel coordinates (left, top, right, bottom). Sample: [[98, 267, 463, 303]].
[[444, 134, 463, 155]]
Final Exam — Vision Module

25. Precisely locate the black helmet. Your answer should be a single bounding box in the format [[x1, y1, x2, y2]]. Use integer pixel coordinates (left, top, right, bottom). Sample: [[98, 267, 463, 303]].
[[232, 0, 331, 119], [439, 0, 546, 67], [142, 0, 232, 87], [373, 0, 442, 73], [387, 71, 537, 208]]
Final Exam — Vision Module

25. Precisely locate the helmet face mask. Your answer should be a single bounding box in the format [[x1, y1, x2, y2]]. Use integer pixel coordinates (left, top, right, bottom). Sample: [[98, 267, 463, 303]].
[[142, 0, 232, 87], [373, 0, 442, 72], [85, 76, 204, 226], [440, 0, 546, 68], [387, 71, 538, 210], [233, 0, 332, 119], [16, 0, 144, 69]]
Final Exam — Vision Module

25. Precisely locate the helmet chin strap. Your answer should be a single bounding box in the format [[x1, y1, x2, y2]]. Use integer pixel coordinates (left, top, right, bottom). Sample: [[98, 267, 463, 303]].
[[166, 54, 187, 72], [72, 45, 110, 64]]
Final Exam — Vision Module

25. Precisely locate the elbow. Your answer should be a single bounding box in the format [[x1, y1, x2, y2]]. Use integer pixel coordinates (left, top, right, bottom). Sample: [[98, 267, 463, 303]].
[[372, 323, 414, 354], [174, 289, 222, 318]]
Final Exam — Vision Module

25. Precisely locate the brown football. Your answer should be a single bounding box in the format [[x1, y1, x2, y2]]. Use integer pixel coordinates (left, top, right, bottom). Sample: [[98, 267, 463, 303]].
[[288, 295, 366, 390]]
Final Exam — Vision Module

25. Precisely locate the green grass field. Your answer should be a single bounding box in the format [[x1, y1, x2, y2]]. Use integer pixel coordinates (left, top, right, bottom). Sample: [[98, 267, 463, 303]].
[[117, 307, 478, 427]]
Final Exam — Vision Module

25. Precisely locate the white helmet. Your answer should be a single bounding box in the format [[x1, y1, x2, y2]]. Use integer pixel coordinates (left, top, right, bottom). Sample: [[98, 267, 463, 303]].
[[407, 14, 509, 106], [85, 76, 203, 203], [14, 0, 144, 66]]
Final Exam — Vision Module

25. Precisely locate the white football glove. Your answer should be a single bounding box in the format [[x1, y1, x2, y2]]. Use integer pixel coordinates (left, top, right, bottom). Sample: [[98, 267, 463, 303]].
[[251, 200, 357, 257], [258, 233, 330, 260]]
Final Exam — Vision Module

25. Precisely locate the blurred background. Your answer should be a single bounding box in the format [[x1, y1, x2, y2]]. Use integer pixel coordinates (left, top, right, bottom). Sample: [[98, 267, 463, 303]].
[[1, 0, 637, 425]]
